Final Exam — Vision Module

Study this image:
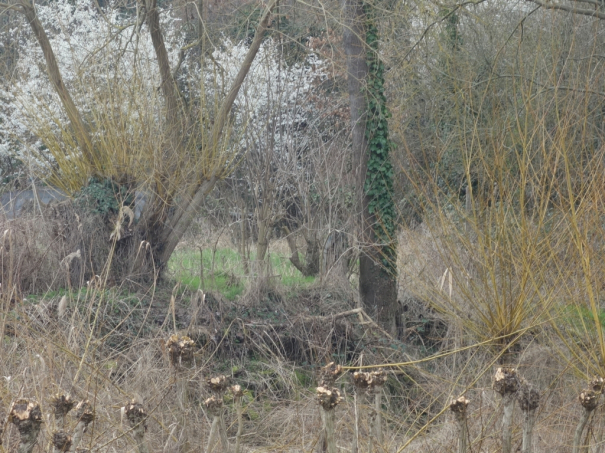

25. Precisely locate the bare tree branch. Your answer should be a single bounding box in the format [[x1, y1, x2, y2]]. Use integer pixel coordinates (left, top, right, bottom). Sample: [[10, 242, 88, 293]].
[[18, 0, 97, 165], [528, 0, 605, 20], [158, 0, 279, 265], [144, 0, 185, 135], [0, 2, 23, 18], [570, 0, 603, 7]]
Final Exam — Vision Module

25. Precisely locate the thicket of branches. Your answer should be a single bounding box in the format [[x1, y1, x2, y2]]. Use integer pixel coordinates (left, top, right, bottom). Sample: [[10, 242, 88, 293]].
[[2, 0, 605, 411]]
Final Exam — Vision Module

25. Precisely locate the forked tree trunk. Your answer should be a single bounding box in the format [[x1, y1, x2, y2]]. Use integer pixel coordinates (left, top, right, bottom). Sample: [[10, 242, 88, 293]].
[[284, 227, 320, 277]]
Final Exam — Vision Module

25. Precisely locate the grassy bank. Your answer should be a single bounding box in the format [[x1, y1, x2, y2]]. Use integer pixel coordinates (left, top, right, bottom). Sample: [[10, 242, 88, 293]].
[[168, 247, 316, 300]]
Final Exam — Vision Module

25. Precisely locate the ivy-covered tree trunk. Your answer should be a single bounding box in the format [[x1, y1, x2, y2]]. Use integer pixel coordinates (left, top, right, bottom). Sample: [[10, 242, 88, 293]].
[[342, 0, 399, 335]]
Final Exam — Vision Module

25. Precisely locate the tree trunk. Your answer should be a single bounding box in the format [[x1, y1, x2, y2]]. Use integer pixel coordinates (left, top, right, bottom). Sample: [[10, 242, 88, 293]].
[[342, 0, 399, 335], [284, 227, 320, 277]]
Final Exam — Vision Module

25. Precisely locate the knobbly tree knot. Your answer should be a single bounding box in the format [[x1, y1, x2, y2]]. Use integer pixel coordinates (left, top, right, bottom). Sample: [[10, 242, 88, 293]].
[[449, 396, 470, 421], [50, 394, 74, 419], [204, 396, 223, 417], [517, 379, 540, 412], [166, 335, 195, 368], [125, 401, 147, 430], [230, 385, 244, 399], [9, 399, 43, 434], [493, 367, 519, 396], [52, 430, 72, 452], [352, 369, 387, 393], [316, 386, 343, 411], [207, 375, 229, 394], [579, 389, 599, 411], [590, 376, 605, 394], [75, 400, 95, 426], [318, 362, 343, 387]]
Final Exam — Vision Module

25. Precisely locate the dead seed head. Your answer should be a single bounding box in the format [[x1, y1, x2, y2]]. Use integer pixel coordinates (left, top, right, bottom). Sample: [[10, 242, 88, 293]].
[[50, 394, 74, 417], [517, 380, 540, 412], [206, 375, 229, 394], [166, 334, 195, 368], [316, 386, 343, 411], [590, 376, 605, 394], [52, 430, 72, 452], [125, 401, 147, 430], [230, 385, 244, 398], [579, 389, 599, 411], [318, 362, 343, 387], [493, 367, 519, 396], [204, 395, 223, 416], [75, 400, 95, 426], [9, 399, 43, 433]]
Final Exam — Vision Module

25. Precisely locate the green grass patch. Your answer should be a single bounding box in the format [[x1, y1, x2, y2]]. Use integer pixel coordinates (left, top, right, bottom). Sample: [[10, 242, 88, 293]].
[[562, 304, 605, 333], [168, 247, 315, 300]]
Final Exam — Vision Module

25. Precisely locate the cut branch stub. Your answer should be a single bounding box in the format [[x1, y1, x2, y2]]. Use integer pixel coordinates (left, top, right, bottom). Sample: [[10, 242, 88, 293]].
[[230, 385, 244, 399], [52, 430, 72, 452], [50, 394, 74, 419], [590, 376, 605, 394], [352, 369, 386, 392], [352, 371, 372, 391], [9, 399, 43, 434], [166, 334, 195, 368], [449, 396, 470, 421], [206, 375, 229, 394], [316, 386, 343, 411], [319, 362, 343, 387], [493, 367, 519, 396], [369, 369, 387, 388], [579, 389, 599, 411], [204, 395, 223, 417], [518, 381, 540, 412], [9, 399, 43, 453], [125, 401, 147, 430], [75, 400, 95, 426]]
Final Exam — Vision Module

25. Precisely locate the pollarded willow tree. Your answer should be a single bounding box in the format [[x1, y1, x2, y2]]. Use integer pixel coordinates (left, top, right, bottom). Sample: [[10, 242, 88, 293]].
[[0, 0, 278, 282]]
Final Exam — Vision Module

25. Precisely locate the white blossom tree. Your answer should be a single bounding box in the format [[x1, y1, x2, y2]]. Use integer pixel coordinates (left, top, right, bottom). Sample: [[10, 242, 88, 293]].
[[0, 0, 278, 281]]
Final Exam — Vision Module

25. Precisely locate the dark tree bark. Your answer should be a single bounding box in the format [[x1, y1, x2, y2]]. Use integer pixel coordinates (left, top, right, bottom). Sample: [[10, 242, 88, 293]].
[[342, 0, 399, 335]]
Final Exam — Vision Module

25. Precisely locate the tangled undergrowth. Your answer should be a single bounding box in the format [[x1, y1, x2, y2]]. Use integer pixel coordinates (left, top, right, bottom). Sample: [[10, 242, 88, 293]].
[[0, 274, 601, 452]]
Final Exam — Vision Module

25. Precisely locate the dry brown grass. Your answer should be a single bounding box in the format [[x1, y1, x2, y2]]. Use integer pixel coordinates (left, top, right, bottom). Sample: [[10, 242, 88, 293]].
[[1, 207, 604, 452], [0, 278, 601, 453]]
